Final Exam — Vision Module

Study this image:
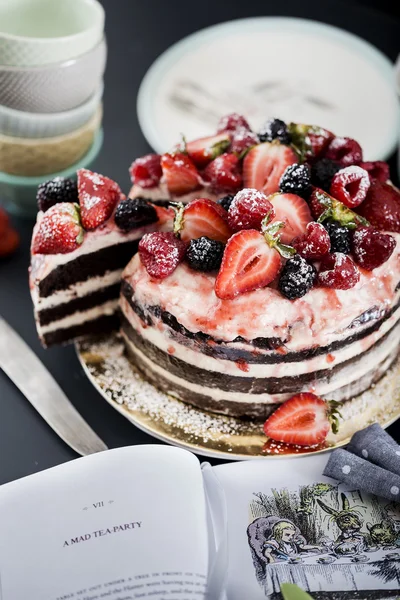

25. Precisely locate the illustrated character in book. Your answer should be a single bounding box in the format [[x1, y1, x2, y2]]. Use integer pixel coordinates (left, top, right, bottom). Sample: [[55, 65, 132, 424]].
[[367, 520, 397, 547], [317, 492, 367, 556], [297, 483, 336, 515], [382, 502, 400, 547]]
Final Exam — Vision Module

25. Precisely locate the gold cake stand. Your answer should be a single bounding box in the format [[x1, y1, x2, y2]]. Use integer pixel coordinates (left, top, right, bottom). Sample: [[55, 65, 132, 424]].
[[76, 333, 400, 460]]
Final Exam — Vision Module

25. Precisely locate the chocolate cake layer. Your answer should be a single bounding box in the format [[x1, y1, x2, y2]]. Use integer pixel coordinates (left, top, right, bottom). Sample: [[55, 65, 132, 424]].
[[43, 313, 120, 347]]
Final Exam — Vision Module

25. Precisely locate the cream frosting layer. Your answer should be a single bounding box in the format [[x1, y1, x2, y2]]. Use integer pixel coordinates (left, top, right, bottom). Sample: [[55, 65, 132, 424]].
[[38, 299, 119, 335]]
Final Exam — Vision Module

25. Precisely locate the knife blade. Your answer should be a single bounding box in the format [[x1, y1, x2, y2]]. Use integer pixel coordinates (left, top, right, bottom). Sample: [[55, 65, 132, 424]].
[[0, 316, 108, 456]]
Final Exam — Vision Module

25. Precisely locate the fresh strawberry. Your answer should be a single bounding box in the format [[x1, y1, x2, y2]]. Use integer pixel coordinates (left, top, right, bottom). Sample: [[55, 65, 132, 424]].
[[129, 153, 162, 188], [0, 227, 19, 257], [0, 207, 9, 236], [329, 166, 370, 208], [161, 152, 201, 196], [356, 180, 400, 233], [217, 113, 251, 134], [351, 227, 396, 271], [269, 193, 312, 244], [359, 161, 389, 183], [186, 133, 231, 167], [264, 392, 340, 446], [288, 123, 334, 161], [323, 137, 363, 167], [139, 232, 187, 279], [203, 153, 242, 194], [243, 142, 297, 196], [32, 203, 84, 255], [292, 222, 331, 260], [318, 253, 360, 290], [177, 198, 231, 243], [228, 188, 275, 232], [78, 169, 121, 230], [309, 188, 370, 228], [215, 229, 282, 299]]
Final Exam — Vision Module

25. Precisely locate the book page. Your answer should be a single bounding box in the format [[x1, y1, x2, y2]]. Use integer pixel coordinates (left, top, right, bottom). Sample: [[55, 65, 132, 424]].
[[205, 455, 400, 600], [0, 445, 209, 600]]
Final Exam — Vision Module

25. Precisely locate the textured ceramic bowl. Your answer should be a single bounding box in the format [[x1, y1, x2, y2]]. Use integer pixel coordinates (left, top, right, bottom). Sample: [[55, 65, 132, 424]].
[[0, 106, 102, 177], [0, 83, 103, 139], [0, 129, 104, 218], [0, 0, 104, 67], [0, 38, 106, 112]]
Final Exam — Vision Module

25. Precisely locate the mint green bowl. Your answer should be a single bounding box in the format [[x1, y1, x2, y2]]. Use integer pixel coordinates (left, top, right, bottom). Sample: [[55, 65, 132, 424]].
[[0, 128, 103, 219]]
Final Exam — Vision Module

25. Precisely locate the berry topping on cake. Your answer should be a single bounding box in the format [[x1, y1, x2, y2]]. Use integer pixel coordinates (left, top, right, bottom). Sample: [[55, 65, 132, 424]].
[[292, 222, 331, 260], [186, 133, 231, 167], [227, 188, 275, 232], [139, 232, 187, 279], [264, 393, 340, 446], [318, 253, 360, 290], [351, 227, 396, 271], [186, 236, 224, 272], [323, 220, 351, 254], [37, 177, 78, 212], [243, 142, 298, 197], [115, 197, 158, 232], [230, 128, 259, 156], [288, 123, 334, 161], [323, 136, 363, 167], [359, 161, 389, 183], [32, 203, 84, 255], [129, 153, 162, 188], [203, 153, 242, 194], [269, 193, 312, 244], [161, 152, 201, 197], [216, 113, 251, 133], [279, 163, 312, 198], [356, 180, 400, 233], [258, 118, 291, 145], [217, 194, 235, 211], [309, 188, 369, 228], [176, 198, 231, 243], [278, 254, 317, 300], [0, 227, 20, 258], [311, 159, 341, 192], [78, 169, 121, 231], [329, 165, 370, 208]]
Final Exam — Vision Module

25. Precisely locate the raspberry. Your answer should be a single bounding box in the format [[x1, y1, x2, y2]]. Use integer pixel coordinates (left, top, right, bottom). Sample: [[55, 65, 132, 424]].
[[351, 227, 396, 271], [217, 194, 235, 211], [139, 232, 187, 279], [186, 236, 224, 271], [258, 118, 291, 145], [130, 154, 162, 188], [359, 161, 390, 183], [356, 180, 400, 233], [279, 164, 311, 198], [230, 128, 259, 155], [203, 153, 243, 194], [228, 188, 275, 232], [278, 254, 317, 300], [292, 222, 331, 260], [37, 177, 78, 212], [311, 159, 341, 192], [217, 113, 250, 134], [114, 198, 158, 232], [323, 220, 351, 254], [329, 166, 370, 208], [324, 137, 363, 167], [318, 253, 360, 290]]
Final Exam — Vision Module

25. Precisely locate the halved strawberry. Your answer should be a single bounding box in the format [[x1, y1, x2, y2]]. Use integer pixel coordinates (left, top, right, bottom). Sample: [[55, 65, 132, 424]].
[[178, 198, 231, 243], [215, 229, 282, 299], [310, 188, 369, 229], [288, 123, 334, 161], [243, 142, 297, 196], [186, 133, 230, 167], [78, 169, 121, 230], [161, 152, 201, 196], [264, 392, 340, 446], [202, 153, 242, 194], [269, 193, 312, 244], [32, 203, 84, 255]]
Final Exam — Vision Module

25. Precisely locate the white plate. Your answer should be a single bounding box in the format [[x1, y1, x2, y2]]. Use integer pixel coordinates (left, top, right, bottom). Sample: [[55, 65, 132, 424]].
[[138, 17, 399, 160]]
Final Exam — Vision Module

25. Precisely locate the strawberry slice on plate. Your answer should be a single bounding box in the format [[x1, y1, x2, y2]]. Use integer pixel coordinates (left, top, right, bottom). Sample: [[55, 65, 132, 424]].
[[269, 193, 312, 244], [161, 152, 201, 196], [264, 392, 340, 446], [78, 169, 121, 230], [186, 133, 231, 168], [177, 198, 231, 243], [243, 142, 297, 196]]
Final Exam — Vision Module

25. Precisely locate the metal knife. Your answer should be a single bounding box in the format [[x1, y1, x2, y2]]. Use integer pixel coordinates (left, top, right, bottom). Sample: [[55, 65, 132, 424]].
[[0, 316, 108, 456]]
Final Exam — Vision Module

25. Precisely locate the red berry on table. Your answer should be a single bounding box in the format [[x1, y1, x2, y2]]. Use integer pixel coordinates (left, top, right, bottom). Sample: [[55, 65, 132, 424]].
[[216, 113, 251, 134], [351, 227, 396, 271], [323, 136, 363, 167], [230, 128, 259, 155], [32, 203, 84, 255], [78, 169, 121, 230], [292, 222, 331, 260], [203, 153, 242, 194], [243, 142, 298, 196], [161, 152, 201, 197], [0, 227, 19, 258], [329, 165, 370, 208], [269, 193, 312, 244], [139, 232, 187, 279], [356, 180, 400, 233], [263, 392, 338, 446], [186, 133, 231, 168], [227, 188, 275, 232], [359, 161, 389, 183], [318, 252, 360, 290], [0, 206, 9, 236], [129, 154, 162, 188], [179, 198, 231, 243]]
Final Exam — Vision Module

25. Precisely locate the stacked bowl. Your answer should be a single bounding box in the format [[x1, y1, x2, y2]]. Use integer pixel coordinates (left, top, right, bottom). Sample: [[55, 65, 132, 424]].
[[0, 0, 106, 216]]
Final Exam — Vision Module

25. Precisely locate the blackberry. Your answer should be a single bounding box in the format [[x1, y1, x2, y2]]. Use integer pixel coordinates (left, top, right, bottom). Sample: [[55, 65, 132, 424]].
[[186, 237, 224, 272], [311, 158, 341, 192], [278, 254, 317, 300], [258, 118, 291, 145], [323, 220, 351, 254], [279, 164, 312, 198], [115, 197, 158, 232], [217, 194, 235, 212], [37, 177, 78, 212]]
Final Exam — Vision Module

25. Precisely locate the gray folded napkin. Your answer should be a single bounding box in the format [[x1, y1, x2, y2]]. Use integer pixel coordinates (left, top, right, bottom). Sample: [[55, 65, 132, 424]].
[[323, 423, 400, 501]]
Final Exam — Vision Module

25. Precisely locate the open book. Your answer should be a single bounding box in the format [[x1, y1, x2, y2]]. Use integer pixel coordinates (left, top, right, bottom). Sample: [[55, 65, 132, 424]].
[[1, 446, 399, 600]]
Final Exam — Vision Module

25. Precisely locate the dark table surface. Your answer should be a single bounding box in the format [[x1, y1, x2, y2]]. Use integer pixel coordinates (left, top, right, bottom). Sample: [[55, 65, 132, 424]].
[[0, 0, 399, 484]]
